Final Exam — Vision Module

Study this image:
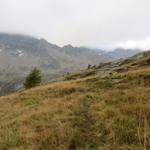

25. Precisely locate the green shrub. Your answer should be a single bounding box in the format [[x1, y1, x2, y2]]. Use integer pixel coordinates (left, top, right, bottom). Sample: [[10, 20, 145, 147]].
[[24, 68, 42, 89]]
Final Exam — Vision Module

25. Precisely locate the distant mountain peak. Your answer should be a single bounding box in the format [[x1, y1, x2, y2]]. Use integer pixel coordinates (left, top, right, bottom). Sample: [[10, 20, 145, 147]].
[[63, 44, 73, 49]]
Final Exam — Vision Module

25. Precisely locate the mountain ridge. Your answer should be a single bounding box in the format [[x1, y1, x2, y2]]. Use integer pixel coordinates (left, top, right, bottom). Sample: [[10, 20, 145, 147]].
[[0, 33, 140, 95]]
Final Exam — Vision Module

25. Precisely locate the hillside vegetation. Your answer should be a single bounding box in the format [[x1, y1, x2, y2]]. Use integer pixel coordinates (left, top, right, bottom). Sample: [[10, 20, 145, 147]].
[[0, 51, 150, 150]]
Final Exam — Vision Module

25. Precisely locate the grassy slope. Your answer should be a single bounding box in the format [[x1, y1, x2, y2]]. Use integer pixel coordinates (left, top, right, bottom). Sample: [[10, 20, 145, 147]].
[[1, 52, 150, 149]]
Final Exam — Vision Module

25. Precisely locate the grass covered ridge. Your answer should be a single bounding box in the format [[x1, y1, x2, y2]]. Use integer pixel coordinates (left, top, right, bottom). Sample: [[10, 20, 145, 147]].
[[1, 55, 150, 149]]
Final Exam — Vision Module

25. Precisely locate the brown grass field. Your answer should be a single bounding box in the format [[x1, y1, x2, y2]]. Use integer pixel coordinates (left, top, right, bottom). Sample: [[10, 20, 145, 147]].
[[1, 53, 150, 149]]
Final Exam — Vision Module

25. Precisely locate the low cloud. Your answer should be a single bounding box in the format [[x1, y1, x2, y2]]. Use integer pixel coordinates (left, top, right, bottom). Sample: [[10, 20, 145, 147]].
[[0, 0, 150, 48], [114, 39, 150, 50]]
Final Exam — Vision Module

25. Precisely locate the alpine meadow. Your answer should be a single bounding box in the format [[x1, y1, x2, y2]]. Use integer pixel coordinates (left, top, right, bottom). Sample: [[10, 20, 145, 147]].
[[0, 0, 150, 150]]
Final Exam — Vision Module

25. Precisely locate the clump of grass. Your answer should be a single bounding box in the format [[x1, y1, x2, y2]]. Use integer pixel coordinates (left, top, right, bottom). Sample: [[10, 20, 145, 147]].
[[0, 123, 25, 150]]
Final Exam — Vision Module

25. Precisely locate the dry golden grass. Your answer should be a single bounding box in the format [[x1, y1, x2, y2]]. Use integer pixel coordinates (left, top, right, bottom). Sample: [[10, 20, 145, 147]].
[[0, 65, 150, 150]]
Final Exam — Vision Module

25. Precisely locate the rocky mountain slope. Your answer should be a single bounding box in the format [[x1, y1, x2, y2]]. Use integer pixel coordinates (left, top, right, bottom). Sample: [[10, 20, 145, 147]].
[[0, 50, 150, 149], [0, 33, 139, 95]]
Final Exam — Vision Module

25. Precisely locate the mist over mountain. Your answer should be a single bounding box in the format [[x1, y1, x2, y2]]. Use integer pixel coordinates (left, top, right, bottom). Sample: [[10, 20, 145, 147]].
[[0, 33, 140, 95], [94, 48, 140, 60]]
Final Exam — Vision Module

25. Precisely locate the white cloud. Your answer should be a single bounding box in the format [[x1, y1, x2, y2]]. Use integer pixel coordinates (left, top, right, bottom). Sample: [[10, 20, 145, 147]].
[[114, 39, 150, 50], [0, 0, 150, 48]]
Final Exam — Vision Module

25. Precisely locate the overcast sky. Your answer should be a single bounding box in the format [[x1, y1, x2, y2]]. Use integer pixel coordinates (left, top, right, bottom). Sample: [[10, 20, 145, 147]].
[[0, 0, 150, 50]]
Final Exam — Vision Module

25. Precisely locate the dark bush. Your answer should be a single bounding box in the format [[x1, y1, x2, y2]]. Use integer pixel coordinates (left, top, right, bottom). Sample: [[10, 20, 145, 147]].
[[24, 68, 42, 89]]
